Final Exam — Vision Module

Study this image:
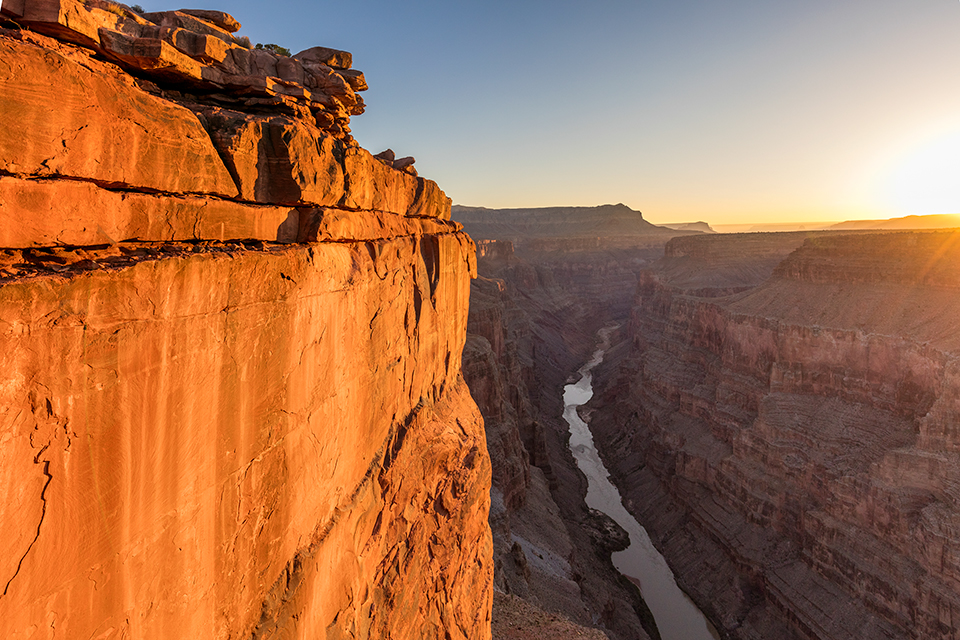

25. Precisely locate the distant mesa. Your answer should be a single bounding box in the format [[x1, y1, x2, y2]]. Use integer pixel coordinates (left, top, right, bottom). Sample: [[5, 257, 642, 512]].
[[659, 221, 715, 233], [452, 203, 702, 255], [713, 221, 836, 233], [830, 212, 960, 231], [453, 202, 659, 238], [714, 213, 960, 235]]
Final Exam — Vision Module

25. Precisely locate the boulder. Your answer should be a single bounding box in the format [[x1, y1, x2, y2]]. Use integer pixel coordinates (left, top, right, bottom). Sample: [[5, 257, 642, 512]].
[[160, 26, 234, 65], [179, 8, 241, 33], [342, 146, 419, 215], [97, 28, 206, 83], [375, 148, 396, 163], [294, 45, 352, 69], [18, 0, 129, 48], [298, 59, 358, 111], [394, 156, 416, 170], [201, 110, 345, 206], [142, 9, 236, 46], [339, 68, 367, 91], [0, 34, 238, 197], [409, 178, 453, 220]]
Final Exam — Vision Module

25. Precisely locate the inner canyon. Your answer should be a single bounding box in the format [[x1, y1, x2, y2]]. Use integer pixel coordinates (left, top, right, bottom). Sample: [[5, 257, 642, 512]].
[[1, 2, 959, 639]]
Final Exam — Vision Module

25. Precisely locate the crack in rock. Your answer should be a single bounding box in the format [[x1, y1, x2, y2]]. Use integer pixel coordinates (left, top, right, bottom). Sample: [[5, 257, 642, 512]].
[[1, 445, 53, 599]]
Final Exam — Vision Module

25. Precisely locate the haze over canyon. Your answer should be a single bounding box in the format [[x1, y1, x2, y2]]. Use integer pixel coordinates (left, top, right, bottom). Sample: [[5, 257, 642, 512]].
[[2, 2, 960, 640]]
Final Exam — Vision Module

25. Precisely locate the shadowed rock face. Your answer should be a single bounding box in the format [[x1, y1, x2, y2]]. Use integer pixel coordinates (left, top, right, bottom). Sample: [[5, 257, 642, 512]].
[[460, 223, 691, 640], [589, 230, 960, 640], [0, 6, 489, 639]]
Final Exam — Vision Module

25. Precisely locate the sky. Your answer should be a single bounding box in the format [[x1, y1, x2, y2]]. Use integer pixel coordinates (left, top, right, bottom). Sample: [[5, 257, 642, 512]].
[[140, 1, 960, 226]]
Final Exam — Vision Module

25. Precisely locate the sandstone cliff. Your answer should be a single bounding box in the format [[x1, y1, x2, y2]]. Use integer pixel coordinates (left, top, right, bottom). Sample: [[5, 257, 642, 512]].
[[590, 230, 960, 639], [0, 4, 491, 638]]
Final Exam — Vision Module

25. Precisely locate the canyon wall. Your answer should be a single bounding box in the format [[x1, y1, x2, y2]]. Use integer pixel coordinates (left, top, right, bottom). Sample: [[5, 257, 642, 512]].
[[457, 206, 696, 640], [0, 3, 491, 638], [590, 230, 960, 639]]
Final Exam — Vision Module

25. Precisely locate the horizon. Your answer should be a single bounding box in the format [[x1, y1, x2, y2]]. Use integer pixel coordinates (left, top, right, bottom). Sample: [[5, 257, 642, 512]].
[[130, 0, 960, 227], [450, 202, 960, 232]]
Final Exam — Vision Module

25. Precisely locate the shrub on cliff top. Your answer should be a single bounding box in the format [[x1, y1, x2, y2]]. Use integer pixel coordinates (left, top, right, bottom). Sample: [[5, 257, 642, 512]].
[[255, 43, 291, 57]]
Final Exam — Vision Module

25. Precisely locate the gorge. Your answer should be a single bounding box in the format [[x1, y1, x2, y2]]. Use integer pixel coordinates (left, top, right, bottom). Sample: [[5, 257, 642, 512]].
[[587, 231, 960, 639], [2, 2, 960, 639], [460, 210, 960, 640], [563, 326, 718, 640], [458, 205, 696, 639]]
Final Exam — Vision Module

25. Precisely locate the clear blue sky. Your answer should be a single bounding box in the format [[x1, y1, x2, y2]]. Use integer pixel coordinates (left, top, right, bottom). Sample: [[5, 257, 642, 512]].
[[143, 1, 960, 225]]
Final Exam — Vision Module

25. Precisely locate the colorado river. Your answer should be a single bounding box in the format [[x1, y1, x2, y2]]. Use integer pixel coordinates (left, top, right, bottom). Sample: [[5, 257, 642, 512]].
[[564, 327, 719, 640]]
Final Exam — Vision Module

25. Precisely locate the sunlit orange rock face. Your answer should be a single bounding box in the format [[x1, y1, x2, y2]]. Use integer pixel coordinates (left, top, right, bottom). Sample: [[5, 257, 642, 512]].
[[0, 4, 491, 638], [590, 231, 960, 640]]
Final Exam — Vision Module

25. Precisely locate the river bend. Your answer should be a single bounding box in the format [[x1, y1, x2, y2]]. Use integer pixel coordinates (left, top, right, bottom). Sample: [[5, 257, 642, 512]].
[[563, 327, 719, 640]]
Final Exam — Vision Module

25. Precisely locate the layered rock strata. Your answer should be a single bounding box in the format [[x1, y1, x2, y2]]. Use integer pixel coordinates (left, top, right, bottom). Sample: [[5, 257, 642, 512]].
[[0, 7, 490, 639], [2, 0, 366, 140], [590, 231, 960, 639]]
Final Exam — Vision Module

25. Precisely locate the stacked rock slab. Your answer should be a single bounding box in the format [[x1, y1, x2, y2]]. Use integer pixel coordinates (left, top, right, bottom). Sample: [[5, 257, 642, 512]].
[[0, 4, 491, 639]]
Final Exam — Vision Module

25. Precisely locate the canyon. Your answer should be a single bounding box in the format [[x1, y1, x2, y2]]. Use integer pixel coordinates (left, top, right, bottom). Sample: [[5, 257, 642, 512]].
[[457, 204, 696, 640], [588, 230, 960, 639], [0, 2, 490, 638], [4, 2, 960, 639], [460, 208, 960, 640]]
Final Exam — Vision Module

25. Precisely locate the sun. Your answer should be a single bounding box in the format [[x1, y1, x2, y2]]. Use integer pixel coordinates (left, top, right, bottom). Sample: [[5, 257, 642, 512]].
[[884, 129, 960, 216]]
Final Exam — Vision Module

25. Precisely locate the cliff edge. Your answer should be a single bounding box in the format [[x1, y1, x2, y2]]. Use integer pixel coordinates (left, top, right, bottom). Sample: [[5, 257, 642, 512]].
[[0, 2, 492, 638]]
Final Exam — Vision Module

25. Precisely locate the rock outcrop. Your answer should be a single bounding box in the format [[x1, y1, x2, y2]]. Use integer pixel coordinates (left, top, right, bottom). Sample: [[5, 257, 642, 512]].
[[3, 0, 364, 139], [0, 5, 490, 639], [590, 230, 960, 639]]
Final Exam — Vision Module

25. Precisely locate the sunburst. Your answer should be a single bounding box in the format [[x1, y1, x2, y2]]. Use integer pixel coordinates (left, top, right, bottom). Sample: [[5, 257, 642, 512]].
[[885, 128, 960, 216]]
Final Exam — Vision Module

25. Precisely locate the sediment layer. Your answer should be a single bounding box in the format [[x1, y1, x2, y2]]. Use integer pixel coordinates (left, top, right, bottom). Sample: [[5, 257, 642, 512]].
[[591, 230, 960, 640]]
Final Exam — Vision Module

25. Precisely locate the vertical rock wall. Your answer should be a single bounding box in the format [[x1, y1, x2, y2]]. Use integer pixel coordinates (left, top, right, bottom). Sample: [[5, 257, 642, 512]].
[[0, 4, 491, 638]]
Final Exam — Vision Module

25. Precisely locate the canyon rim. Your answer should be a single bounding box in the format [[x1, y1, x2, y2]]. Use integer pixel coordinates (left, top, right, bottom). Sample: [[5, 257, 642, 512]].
[[0, 1, 492, 638], [3, 1, 960, 640]]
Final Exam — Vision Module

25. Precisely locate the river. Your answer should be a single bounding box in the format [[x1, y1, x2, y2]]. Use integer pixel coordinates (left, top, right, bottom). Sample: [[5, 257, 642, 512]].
[[563, 327, 719, 640]]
